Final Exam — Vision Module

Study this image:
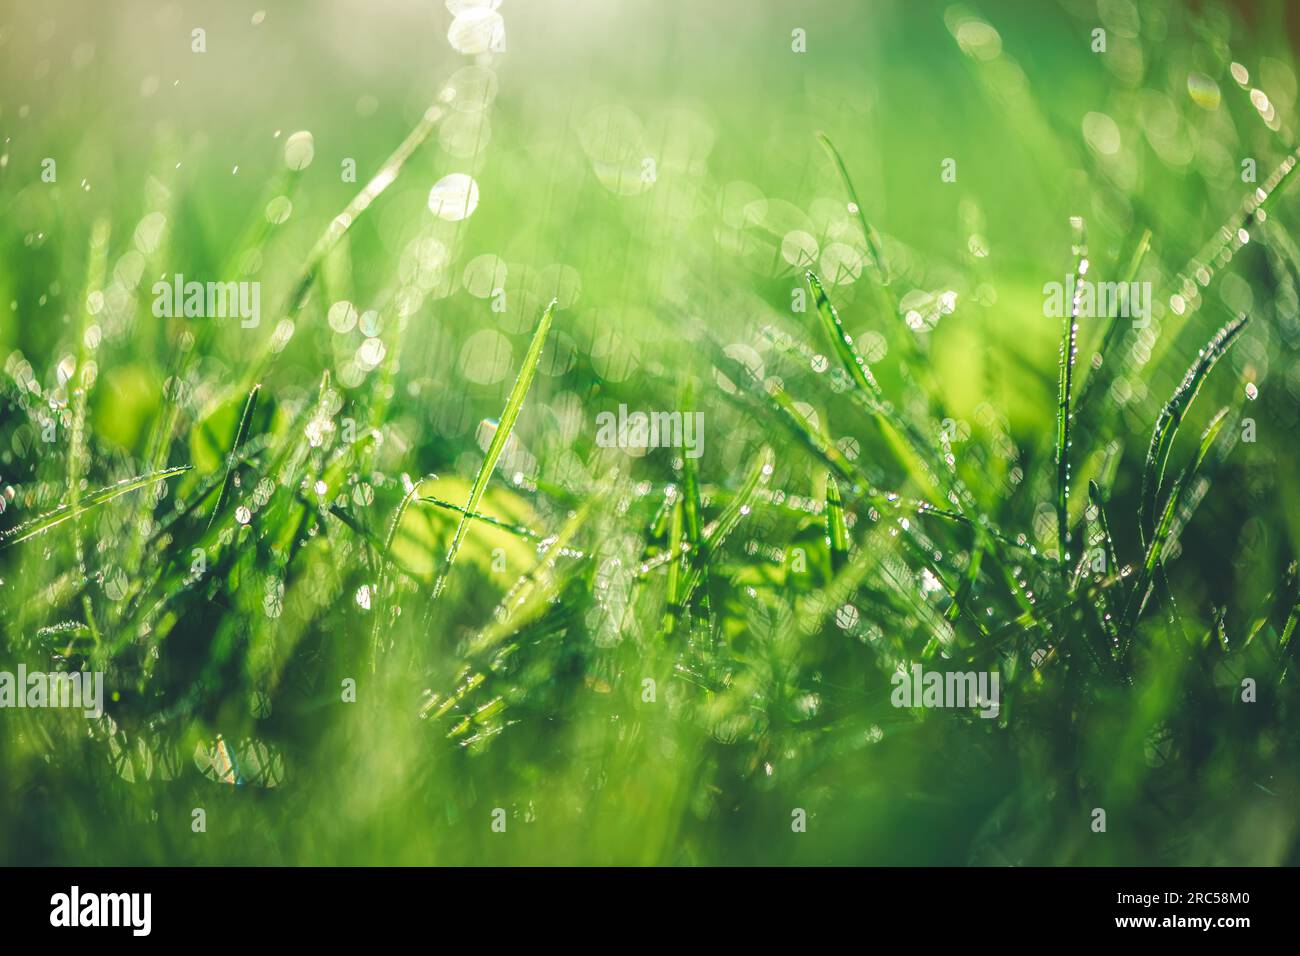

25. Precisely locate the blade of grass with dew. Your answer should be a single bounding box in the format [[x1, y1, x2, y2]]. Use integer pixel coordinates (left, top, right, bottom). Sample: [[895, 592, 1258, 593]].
[[1055, 225, 1087, 578], [1237, 567, 1289, 653], [986, 572, 1127, 644], [826, 471, 848, 573], [1278, 593, 1300, 689], [672, 382, 706, 632], [806, 270, 949, 508], [1121, 406, 1232, 645], [647, 483, 677, 541], [224, 98, 453, 405], [899, 534, 987, 646], [660, 497, 685, 636], [816, 131, 891, 286], [0, 465, 191, 550], [467, 494, 596, 658], [418, 494, 541, 541], [710, 340, 975, 588], [368, 474, 435, 661], [947, 544, 983, 625], [433, 298, 557, 600], [712, 343, 860, 487], [807, 270, 885, 398], [205, 383, 261, 533], [1084, 479, 1124, 646], [751, 314, 1041, 568], [66, 217, 110, 579], [1137, 313, 1249, 544], [299, 496, 421, 580], [711, 337, 1042, 626], [677, 445, 773, 608], [1149, 149, 1298, 373], [1077, 227, 1150, 409]]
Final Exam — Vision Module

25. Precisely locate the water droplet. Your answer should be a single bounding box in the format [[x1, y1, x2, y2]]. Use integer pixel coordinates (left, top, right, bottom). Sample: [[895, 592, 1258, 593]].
[[428, 173, 479, 221], [284, 130, 315, 171]]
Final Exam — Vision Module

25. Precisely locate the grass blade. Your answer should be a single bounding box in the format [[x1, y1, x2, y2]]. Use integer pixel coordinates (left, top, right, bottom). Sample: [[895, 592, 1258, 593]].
[[223, 94, 453, 405], [1278, 594, 1300, 689], [0, 466, 191, 550], [1121, 406, 1232, 644], [806, 269, 883, 399], [826, 471, 849, 572], [1082, 479, 1123, 659], [432, 299, 557, 599], [369, 473, 436, 658], [660, 497, 685, 636], [1077, 227, 1151, 408], [677, 446, 773, 607], [1138, 313, 1249, 543], [206, 383, 261, 533], [816, 131, 890, 285], [680, 380, 703, 547], [805, 270, 947, 507], [1055, 232, 1086, 576], [417, 494, 540, 540]]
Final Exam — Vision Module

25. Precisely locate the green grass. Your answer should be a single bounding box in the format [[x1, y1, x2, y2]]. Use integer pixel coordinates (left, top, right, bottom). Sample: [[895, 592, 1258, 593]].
[[1, 0, 1299, 866]]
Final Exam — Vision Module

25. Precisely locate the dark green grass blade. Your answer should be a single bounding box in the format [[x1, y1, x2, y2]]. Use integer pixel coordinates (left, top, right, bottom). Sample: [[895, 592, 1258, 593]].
[[680, 381, 703, 547], [805, 270, 947, 507], [1121, 406, 1231, 645], [433, 299, 557, 599], [1278, 595, 1300, 689], [418, 495, 540, 540], [1088, 479, 1122, 586], [205, 383, 261, 533], [677, 446, 773, 608], [1138, 313, 1249, 544], [826, 472, 849, 572], [806, 269, 883, 398], [660, 497, 685, 636], [1082, 479, 1123, 657]]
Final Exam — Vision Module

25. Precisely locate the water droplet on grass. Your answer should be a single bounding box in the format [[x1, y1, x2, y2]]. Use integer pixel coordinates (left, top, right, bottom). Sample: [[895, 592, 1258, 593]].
[[284, 130, 314, 170], [328, 300, 358, 334], [428, 173, 479, 221]]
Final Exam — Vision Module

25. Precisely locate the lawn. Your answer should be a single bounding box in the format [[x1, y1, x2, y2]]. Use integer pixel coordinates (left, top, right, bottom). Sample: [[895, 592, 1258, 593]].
[[1, 0, 1297, 865]]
